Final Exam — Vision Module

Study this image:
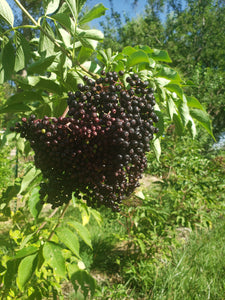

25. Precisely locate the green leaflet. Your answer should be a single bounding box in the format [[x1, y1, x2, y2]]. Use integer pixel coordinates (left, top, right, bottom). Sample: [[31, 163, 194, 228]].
[[2, 40, 15, 81], [190, 109, 215, 140], [56, 226, 80, 258], [0, 0, 14, 26], [43, 241, 66, 278], [67, 220, 92, 249], [43, 0, 60, 15], [16, 253, 38, 291], [79, 4, 107, 25], [28, 187, 43, 219], [19, 166, 41, 194]]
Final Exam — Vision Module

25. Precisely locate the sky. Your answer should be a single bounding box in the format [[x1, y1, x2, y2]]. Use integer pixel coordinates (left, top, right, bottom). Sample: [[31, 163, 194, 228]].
[[86, 0, 147, 28]]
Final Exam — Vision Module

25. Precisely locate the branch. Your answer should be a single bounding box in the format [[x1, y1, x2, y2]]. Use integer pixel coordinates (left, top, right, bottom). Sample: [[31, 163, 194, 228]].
[[47, 201, 70, 241]]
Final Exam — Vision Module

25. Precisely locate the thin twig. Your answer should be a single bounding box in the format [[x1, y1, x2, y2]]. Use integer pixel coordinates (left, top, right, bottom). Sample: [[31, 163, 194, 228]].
[[36, 207, 59, 234], [47, 201, 70, 241]]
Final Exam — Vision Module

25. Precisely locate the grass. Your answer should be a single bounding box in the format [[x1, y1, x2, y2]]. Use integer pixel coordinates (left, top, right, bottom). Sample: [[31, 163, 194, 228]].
[[151, 216, 225, 300]]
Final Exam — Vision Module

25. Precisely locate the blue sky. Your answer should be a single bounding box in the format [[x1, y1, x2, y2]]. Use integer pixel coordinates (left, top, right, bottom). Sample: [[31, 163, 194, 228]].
[[86, 0, 147, 28]]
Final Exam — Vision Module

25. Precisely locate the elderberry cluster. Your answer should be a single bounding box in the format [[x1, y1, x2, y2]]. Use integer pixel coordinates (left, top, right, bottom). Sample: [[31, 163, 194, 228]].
[[12, 71, 159, 211]]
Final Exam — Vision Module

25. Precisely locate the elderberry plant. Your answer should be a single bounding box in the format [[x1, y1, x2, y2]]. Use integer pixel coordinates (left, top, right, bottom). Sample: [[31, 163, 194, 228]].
[[0, 0, 214, 298]]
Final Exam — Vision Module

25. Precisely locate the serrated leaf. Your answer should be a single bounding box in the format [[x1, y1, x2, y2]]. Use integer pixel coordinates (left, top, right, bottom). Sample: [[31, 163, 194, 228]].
[[81, 61, 101, 73], [78, 46, 93, 64], [65, 0, 77, 21], [17, 253, 38, 291], [122, 46, 137, 56], [43, 242, 66, 278], [2, 40, 15, 81], [150, 49, 172, 63], [13, 246, 38, 260], [6, 91, 43, 106], [156, 67, 181, 82], [167, 97, 177, 120], [67, 220, 92, 248], [187, 116, 197, 138], [127, 50, 150, 68], [39, 19, 56, 57], [19, 166, 41, 194], [44, 0, 60, 15], [28, 187, 43, 219], [187, 96, 205, 111], [36, 77, 62, 94], [76, 28, 104, 41], [1, 183, 21, 207], [190, 109, 215, 140], [15, 32, 31, 72], [52, 13, 75, 34], [177, 97, 190, 126], [0, 103, 31, 114], [0, 0, 14, 26], [97, 49, 108, 64], [79, 3, 107, 25], [56, 226, 80, 258], [27, 55, 56, 74], [173, 113, 184, 135], [165, 83, 183, 99], [152, 138, 161, 161]]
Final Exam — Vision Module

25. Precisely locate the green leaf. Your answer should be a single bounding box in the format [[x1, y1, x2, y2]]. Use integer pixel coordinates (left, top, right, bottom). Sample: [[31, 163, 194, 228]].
[[65, 0, 77, 21], [43, 242, 66, 278], [177, 97, 190, 126], [150, 49, 172, 63], [16, 253, 38, 291], [79, 3, 107, 25], [173, 113, 184, 135], [127, 50, 150, 68], [15, 32, 31, 72], [187, 96, 205, 111], [78, 47, 93, 64], [35, 77, 62, 94], [52, 13, 75, 34], [97, 49, 108, 65], [2, 40, 15, 81], [0, 0, 14, 26], [0, 103, 31, 114], [28, 187, 43, 219], [19, 166, 41, 194], [27, 55, 56, 74], [165, 83, 183, 99], [156, 67, 181, 82], [39, 19, 56, 57], [67, 220, 92, 248], [56, 226, 80, 258], [187, 116, 197, 138], [44, 0, 60, 15], [6, 91, 43, 106], [81, 61, 101, 73], [122, 46, 137, 56], [1, 183, 21, 209], [76, 28, 104, 41], [190, 109, 215, 140], [167, 97, 177, 120], [152, 138, 161, 161], [13, 246, 38, 260]]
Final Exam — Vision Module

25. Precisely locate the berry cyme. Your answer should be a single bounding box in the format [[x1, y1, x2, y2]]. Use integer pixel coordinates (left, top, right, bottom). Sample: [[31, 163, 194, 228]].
[[12, 71, 159, 211]]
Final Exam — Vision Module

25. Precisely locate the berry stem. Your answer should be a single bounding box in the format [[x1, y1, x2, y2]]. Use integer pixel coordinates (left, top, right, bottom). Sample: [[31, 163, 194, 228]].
[[61, 106, 69, 118]]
